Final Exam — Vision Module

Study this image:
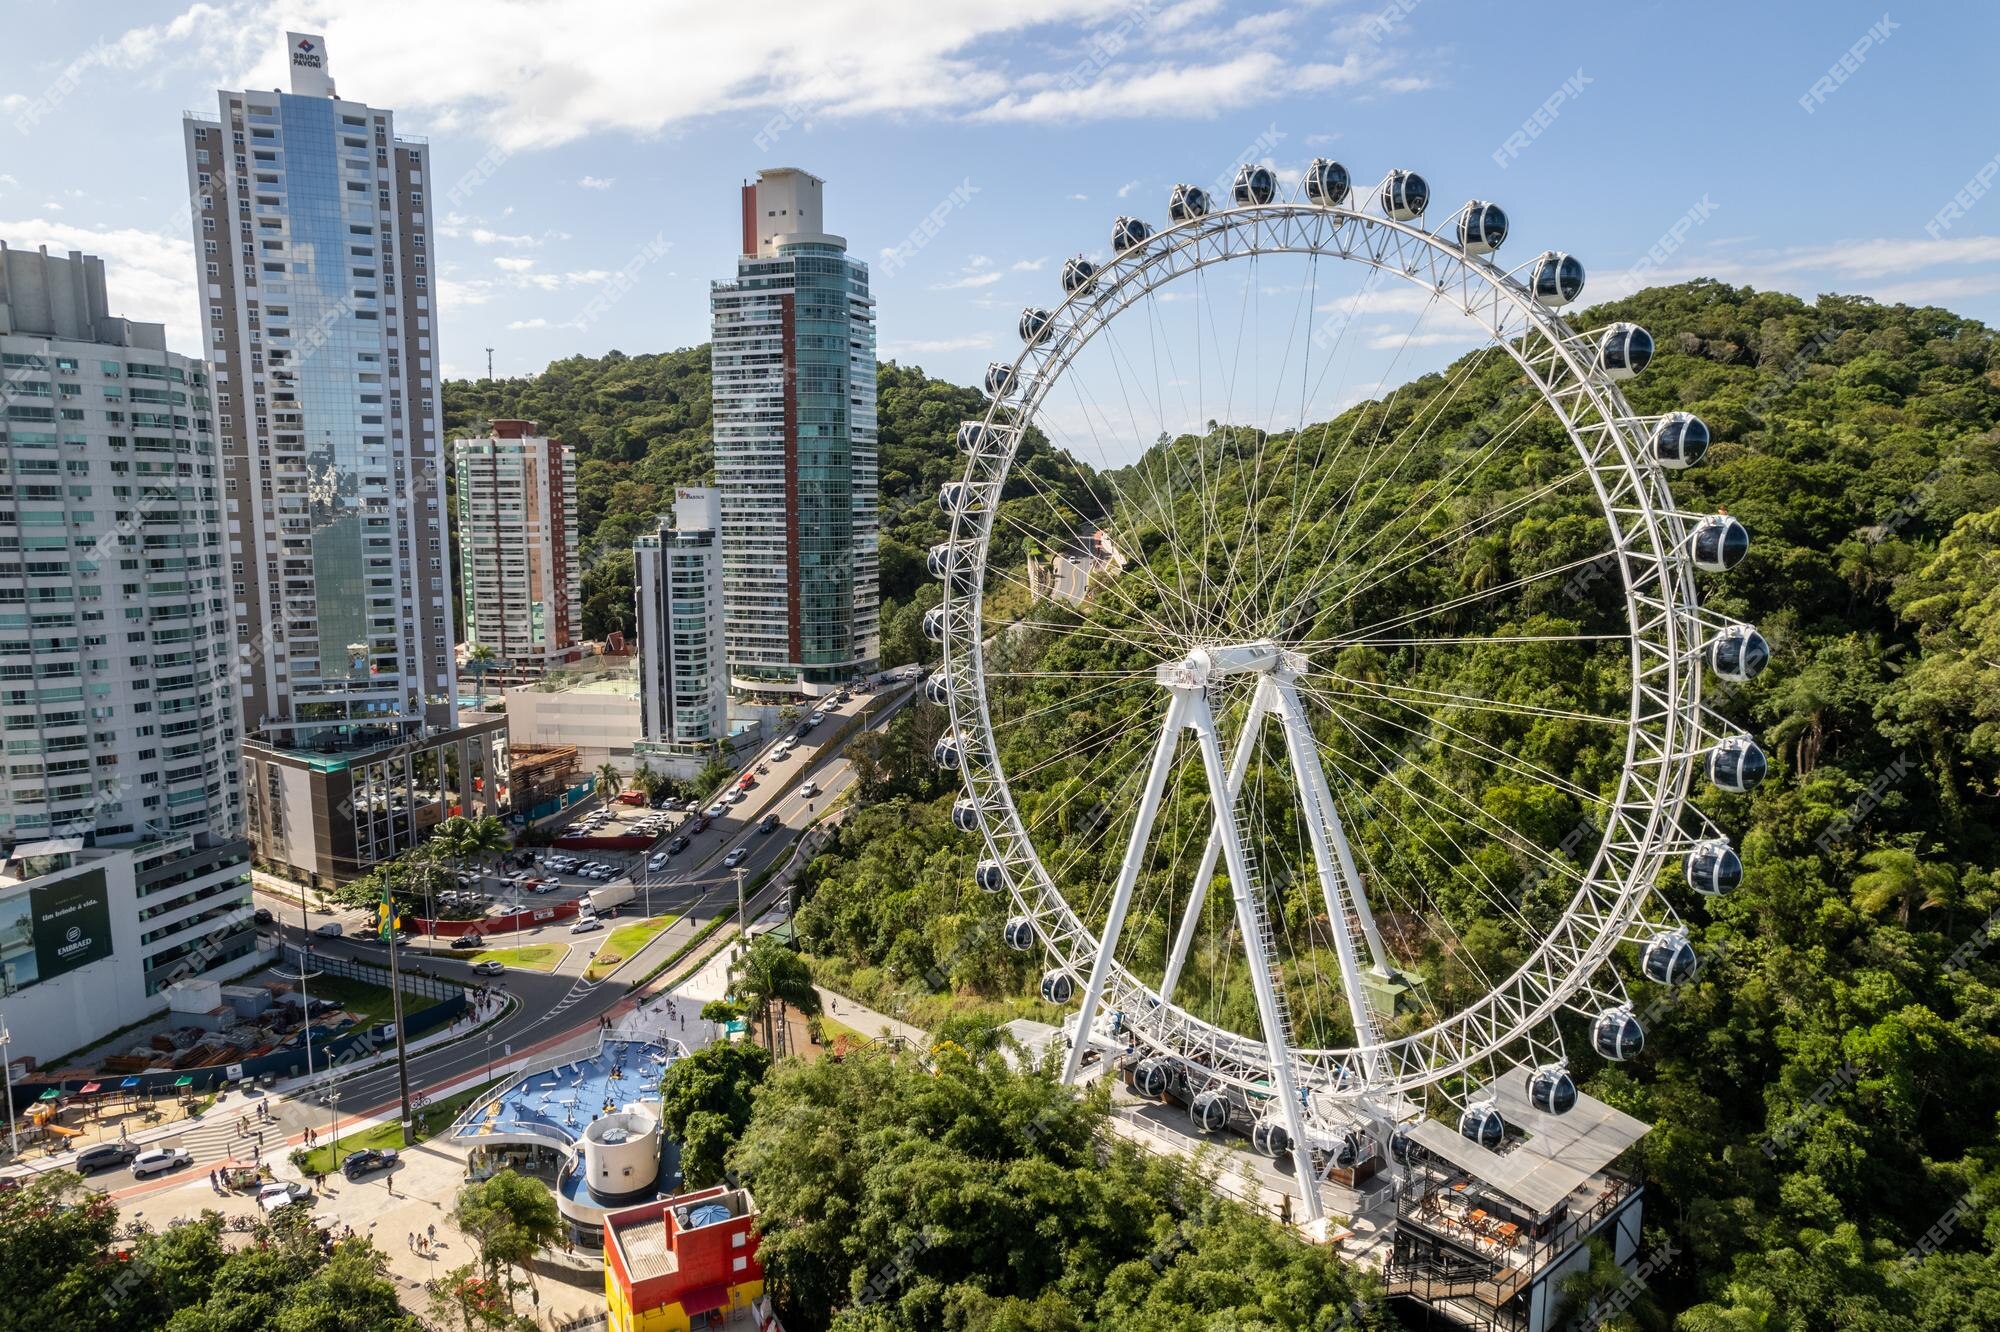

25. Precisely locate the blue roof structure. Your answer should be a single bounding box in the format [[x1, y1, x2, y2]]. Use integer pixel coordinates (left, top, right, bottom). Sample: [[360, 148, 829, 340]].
[[455, 1038, 677, 1146]]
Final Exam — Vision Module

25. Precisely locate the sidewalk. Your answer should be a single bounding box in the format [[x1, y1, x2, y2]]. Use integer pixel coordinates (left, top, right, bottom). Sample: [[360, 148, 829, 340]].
[[815, 986, 928, 1049]]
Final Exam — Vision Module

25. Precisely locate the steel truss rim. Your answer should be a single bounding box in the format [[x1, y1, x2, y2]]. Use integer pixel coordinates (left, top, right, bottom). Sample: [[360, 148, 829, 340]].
[[938, 196, 1710, 1108]]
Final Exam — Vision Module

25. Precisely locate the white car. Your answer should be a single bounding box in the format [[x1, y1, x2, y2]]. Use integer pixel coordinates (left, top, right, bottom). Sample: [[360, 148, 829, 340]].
[[705, 801, 728, 818], [726, 789, 746, 805], [259, 1181, 313, 1212], [648, 854, 668, 871], [132, 1147, 193, 1178], [570, 916, 601, 934], [722, 847, 749, 869]]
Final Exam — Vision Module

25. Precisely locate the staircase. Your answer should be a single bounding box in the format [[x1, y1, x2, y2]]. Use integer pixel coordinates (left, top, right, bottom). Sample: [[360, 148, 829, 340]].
[[1235, 806, 1296, 1047]]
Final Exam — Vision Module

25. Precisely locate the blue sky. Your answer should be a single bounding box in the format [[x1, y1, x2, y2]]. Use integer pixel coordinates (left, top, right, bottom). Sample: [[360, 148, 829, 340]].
[[2, 0, 1997, 398]]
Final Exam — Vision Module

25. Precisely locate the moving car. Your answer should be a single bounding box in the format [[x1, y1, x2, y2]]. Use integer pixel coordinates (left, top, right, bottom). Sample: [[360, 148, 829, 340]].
[[341, 1148, 399, 1180], [314, 921, 343, 938], [252, 907, 274, 925], [471, 959, 506, 976], [648, 853, 668, 871], [758, 813, 781, 834], [722, 846, 749, 869], [450, 933, 485, 950], [131, 1147, 194, 1178], [801, 782, 821, 799], [570, 916, 602, 933], [75, 1141, 139, 1174], [667, 835, 690, 855]]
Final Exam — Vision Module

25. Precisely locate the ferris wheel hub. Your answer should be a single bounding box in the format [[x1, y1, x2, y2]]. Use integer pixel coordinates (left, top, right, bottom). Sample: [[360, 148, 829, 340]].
[[1155, 640, 1298, 687]]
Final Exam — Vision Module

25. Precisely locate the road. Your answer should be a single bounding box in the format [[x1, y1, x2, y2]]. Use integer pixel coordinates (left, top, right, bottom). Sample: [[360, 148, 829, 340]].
[[45, 682, 914, 1202], [1051, 554, 1089, 604]]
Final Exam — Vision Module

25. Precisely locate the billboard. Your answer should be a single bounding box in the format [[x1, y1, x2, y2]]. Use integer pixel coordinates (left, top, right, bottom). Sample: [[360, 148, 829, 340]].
[[0, 868, 113, 994]]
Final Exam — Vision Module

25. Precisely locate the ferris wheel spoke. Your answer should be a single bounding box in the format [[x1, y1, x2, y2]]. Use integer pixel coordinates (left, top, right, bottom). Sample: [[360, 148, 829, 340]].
[[1301, 672, 1630, 728], [1324, 548, 1622, 645]]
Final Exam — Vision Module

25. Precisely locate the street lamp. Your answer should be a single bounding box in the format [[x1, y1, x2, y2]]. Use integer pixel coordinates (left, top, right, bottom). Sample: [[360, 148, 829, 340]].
[[323, 1086, 342, 1161], [270, 943, 325, 1080], [0, 1022, 16, 1159]]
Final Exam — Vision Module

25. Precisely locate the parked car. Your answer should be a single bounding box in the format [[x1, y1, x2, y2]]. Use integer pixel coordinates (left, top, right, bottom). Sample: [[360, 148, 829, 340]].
[[722, 847, 749, 869], [836, 691, 852, 704], [314, 921, 343, 938], [75, 1142, 139, 1174], [450, 933, 485, 950], [131, 1147, 194, 1179], [803, 714, 824, 731], [341, 1148, 399, 1180], [705, 801, 728, 818], [471, 959, 505, 976], [758, 813, 781, 834], [726, 789, 746, 805], [258, 1181, 313, 1212], [569, 916, 602, 934]]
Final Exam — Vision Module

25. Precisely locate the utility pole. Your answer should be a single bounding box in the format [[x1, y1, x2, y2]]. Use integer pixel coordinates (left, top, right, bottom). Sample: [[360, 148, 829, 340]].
[[0, 1022, 16, 1159], [381, 882, 415, 1146], [485, 346, 494, 380], [734, 866, 748, 952]]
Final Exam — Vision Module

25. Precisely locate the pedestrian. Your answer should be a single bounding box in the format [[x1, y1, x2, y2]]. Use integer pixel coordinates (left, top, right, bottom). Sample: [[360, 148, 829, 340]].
[[408, 1231, 415, 1251], [208, 1168, 217, 1189], [427, 1222, 435, 1244]]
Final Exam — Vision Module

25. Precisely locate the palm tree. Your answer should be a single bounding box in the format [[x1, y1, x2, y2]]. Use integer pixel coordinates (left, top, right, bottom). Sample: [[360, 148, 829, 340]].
[[461, 814, 512, 888], [728, 935, 821, 1052], [1850, 846, 1957, 926], [597, 763, 623, 803], [465, 642, 499, 708]]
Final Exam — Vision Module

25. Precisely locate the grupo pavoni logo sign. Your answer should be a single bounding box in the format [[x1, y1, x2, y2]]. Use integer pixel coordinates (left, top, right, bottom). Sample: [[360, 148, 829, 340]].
[[292, 37, 321, 69], [0, 868, 113, 993]]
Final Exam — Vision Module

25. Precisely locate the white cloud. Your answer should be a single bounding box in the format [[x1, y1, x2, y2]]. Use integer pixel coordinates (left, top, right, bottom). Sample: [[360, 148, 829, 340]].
[[493, 256, 537, 273], [931, 270, 1003, 290], [469, 227, 535, 246], [0, 217, 196, 346], [1012, 258, 1047, 271], [0, 174, 18, 188], [577, 175, 615, 190], [973, 51, 1390, 123], [507, 318, 549, 330], [1116, 180, 1140, 198]]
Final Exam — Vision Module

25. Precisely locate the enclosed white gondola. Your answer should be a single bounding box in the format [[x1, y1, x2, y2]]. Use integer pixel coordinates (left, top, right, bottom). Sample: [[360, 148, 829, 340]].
[[1133, 1056, 1174, 1098], [983, 362, 1015, 398], [1167, 183, 1211, 222], [1232, 164, 1277, 207], [975, 859, 1006, 893], [1190, 1088, 1230, 1133], [1686, 838, 1742, 896], [1708, 736, 1768, 793], [1251, 1115, 1291, 1156], [1528, 250, 1586, 306], [1458, 200, 1509, 255], [1459, 1101, 1505, 1149], [1330, 1128, 1365, 1168], [1380, 169, 1429, 220], [1592, 1007, 1645, 1060], [951, 797, 981, 833], [1004, 916, 1036, 952], [1390, 1126, 1419, 1167], [922, 606, 946, 643], [1651, 412, 1710, 469], [1112, 216, 1153, 252], [1594, 323, 1654, 380], [1019, 307, 1055, 345], [1710, 623, 1770, 683], [926, 543, 961, 581], [933, 732, 962, 770], [923, 672, 951, 707], [1527, 1065, 1578, 1115], [1641, 929, 1699, 986], [1061, 255, 1098, 296], [956, 420, 990, 452], [1040, 969, 1075, 1004], [1692, 513, 1750, 572], [1305, 157, 1350, 206], [937, 481, 973, 515]]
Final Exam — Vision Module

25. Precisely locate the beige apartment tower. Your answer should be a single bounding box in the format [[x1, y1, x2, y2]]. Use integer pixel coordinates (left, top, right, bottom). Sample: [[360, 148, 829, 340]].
[[454, 419, 582, 683]]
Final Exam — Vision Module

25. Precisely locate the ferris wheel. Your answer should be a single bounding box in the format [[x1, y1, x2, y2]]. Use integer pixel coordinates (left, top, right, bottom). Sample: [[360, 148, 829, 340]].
[[923, 159, 1765, 1220]]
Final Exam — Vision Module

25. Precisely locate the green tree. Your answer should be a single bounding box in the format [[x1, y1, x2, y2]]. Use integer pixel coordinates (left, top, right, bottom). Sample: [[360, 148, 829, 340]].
[[659, 1040, 772, 1187], [728, 935, 822, 1051], [450, 1170, 563, 1317], [464, 642, 499, 708]]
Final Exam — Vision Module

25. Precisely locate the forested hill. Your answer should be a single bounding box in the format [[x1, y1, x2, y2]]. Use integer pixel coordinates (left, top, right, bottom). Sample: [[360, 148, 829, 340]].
[[777, 279, 2000, 1330]]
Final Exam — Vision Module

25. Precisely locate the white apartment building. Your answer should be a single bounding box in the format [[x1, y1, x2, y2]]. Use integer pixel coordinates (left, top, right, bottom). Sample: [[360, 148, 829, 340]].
[[185, 34, 506, 885], [0, 242, 261, 1061], [454, 419, 582, 681], [710, 168, 879, 699], [634, 488, 727, 747]]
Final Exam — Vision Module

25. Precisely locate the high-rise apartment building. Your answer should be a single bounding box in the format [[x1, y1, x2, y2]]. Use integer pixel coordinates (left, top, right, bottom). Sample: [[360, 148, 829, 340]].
[[0, 242, 260, 1061], [710, 168, 878, 699], [453, 419, 582, 681], [634, 488, 726, 747], [185, 34, 506, 886]]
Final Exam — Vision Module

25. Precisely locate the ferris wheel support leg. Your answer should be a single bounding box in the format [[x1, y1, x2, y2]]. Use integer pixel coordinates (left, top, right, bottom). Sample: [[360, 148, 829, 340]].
[[1187, 689, 1325, 1224], [1159, 677, 1276, 1009], [1272, 677, 1395, 979], [1060, 688, 1193, 1086]]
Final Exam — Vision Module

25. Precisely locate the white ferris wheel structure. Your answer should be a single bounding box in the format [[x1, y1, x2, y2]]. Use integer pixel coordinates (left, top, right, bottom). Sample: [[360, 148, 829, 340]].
[[922, 160, 1766, 1221]]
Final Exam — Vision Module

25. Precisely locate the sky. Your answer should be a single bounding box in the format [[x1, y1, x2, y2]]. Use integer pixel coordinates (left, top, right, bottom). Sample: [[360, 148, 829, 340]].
[[2, 0, 1997, 401]]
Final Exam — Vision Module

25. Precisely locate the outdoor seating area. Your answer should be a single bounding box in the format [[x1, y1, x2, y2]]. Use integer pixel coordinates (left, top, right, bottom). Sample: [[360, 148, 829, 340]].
[[454, 1038, 679, 1147], [1415, 1178, 1532, 1263]]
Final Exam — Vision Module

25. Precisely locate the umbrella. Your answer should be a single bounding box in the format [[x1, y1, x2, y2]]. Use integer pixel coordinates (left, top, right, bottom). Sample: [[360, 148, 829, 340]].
[[78, 1082, 101, 1095], [37, 1088, 60, 1102], [118, 1077, 140, 1089], [173, 1075, 193, 1088]]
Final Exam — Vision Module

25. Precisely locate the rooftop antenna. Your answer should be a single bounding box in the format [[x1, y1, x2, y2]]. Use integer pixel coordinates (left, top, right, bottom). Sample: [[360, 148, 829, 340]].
[[485, 347, 494, 380]]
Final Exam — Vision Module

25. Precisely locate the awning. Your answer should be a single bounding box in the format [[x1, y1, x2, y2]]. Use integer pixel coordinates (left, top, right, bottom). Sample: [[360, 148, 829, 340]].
[[78, 1082, 101, 1095], [119, 1077, 141, 1089], [677, 1284, 728, 1317], [37, 1088, 60, 1101], [173, 1076, 193, 1088]]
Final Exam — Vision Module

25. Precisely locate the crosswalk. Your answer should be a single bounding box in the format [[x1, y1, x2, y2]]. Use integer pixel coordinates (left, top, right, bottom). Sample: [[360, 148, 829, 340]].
[[542, 976, 603, 1021]]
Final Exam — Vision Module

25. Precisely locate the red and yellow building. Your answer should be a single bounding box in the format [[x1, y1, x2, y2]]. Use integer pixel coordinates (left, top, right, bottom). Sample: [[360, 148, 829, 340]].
[[604, 1185, 765, 1331]]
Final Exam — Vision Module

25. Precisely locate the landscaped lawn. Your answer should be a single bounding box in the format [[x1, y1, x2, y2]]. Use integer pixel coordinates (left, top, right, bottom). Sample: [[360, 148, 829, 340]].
[[292, 1078, 500, 1176], [584, 915, 679, 981], [468, 943, 567, 973], [308, 976, 404, 1027]]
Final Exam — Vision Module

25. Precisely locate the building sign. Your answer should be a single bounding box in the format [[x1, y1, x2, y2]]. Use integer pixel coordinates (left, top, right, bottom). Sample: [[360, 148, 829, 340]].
[[286, 31, 335, 97], [0, 868, 113, 994]]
